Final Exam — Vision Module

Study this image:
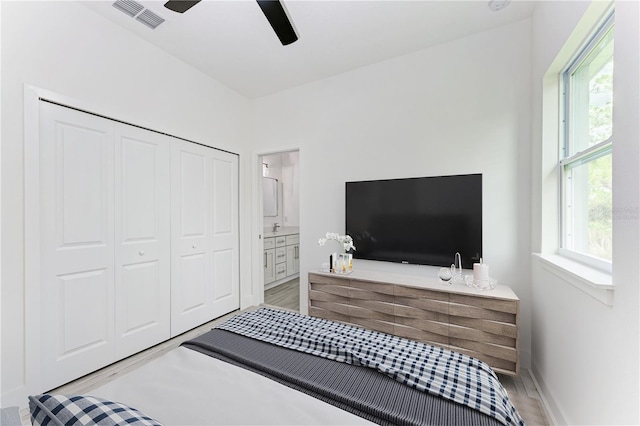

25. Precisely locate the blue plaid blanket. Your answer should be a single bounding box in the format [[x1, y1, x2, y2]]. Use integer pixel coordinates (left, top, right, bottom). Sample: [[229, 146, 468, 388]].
[[218, 307, 524, 426]]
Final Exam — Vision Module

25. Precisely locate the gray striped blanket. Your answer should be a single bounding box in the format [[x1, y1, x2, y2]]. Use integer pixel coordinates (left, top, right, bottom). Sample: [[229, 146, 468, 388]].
[[218, 307, 524, 426]]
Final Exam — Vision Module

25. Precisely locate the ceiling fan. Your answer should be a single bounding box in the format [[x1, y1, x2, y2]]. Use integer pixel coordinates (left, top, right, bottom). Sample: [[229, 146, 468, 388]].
[[164, 0, 298, 46]]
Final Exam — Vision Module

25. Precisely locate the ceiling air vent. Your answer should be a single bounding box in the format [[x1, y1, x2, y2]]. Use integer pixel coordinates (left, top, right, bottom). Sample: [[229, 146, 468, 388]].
[[136, 9, 166, 29], [112, 0, 144, 17], [112, 0, 166, 30]]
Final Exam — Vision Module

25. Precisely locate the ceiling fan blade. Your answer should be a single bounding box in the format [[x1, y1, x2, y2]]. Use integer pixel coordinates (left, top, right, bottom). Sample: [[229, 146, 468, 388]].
[[164, 0, 201, 14], [256, 0, 298, 46]]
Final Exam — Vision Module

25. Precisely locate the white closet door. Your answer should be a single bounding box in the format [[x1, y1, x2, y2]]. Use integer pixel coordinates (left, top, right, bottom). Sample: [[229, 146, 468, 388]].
[[36, 101, 238, 390], [114, 125, 171, 358], [39, 102, 115, 391], [170, 142, 239, 336], [171, 141, 214, 336], [210, 151, 239, 318]]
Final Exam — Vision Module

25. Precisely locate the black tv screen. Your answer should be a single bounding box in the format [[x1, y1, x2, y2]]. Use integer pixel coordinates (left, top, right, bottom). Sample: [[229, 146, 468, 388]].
[[345, 174, 482, 269]]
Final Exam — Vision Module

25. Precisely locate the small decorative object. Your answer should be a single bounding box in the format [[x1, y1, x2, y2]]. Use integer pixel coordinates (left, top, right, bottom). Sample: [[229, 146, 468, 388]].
[[318, 232, 355, 274], [333, 252, 353, 274], [451, 252, 464, 284], [318, 232, 356, 252], [473, 258, 490, 282], [465, 258, 496, 290], [438, 265, 455, 285], [465, 274, 497, 290]]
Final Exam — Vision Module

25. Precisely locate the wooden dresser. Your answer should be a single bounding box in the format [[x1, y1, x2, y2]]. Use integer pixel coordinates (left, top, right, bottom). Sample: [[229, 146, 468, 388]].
[[308, 270, 520, 376]]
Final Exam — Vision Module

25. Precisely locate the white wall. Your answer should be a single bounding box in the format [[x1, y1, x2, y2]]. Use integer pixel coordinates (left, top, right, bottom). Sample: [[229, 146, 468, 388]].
[[250, 19, 533, 365], [530, 1, 640, 424], [1, 1, 250, 406]]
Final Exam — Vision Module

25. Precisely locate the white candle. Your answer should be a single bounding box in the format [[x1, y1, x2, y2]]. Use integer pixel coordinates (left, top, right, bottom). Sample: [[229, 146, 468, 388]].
[[473, 262, 489, 282]]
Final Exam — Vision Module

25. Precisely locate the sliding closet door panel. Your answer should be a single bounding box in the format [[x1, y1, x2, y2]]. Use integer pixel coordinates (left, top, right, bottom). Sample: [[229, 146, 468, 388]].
[[39, 102, 115, 391], [171, 141, 213, 336], [114, 125, 171, 358], [210, 153, 240, 316]]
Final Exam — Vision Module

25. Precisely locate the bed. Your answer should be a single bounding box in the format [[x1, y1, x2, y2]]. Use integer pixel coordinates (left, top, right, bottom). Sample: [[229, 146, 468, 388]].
[[29, 307, 524, 426]]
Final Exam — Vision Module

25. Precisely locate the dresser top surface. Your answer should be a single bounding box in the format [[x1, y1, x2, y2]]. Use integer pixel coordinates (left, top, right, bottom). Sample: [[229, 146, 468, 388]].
[[309, 269, 519, 301]]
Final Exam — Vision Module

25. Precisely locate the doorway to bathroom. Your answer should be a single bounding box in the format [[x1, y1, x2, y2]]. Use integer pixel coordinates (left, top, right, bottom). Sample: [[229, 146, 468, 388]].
[[260, 150, 300, 311]]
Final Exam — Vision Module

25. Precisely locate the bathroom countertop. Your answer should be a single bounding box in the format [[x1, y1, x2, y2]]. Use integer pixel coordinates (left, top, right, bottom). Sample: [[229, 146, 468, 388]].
[[263, 227, 299, 238]]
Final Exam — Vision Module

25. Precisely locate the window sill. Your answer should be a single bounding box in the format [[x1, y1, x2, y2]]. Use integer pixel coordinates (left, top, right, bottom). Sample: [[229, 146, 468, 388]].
[[533, 253, 614, 305]]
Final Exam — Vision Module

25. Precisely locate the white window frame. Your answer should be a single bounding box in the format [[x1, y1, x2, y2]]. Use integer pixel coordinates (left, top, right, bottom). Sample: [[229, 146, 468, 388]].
[[559, 12, 614, 273]]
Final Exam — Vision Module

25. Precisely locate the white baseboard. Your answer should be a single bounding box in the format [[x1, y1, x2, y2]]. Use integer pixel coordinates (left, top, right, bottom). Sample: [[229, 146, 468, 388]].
[[2, 385, 30, 411], [530, 362, 567, 425]]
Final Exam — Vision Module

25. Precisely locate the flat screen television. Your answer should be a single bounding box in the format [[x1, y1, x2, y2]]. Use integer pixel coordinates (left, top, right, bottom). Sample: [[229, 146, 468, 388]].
[[345, 174, 482, 269]]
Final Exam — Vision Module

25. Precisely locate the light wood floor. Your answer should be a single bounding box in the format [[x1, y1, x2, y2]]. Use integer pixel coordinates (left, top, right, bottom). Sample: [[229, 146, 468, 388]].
[[20, 279, 550, 425], [264, 277, 300, 312], [498, 371, 551, 426]]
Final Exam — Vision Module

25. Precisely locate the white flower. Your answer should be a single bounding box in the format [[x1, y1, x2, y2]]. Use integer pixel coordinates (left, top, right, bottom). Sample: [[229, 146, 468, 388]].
[[317, 232, 356, 252]]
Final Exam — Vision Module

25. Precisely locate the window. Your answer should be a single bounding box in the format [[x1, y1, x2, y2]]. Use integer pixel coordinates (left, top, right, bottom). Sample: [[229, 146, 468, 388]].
[[560, 13, 614, 271]]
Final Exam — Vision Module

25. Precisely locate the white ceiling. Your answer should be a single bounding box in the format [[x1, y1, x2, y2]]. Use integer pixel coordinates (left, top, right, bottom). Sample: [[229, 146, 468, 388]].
[[82, 0, 536, 99]]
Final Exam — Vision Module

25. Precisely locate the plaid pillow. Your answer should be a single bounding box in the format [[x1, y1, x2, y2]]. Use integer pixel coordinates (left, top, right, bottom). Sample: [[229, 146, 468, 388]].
[[29, 394, 161, 426]]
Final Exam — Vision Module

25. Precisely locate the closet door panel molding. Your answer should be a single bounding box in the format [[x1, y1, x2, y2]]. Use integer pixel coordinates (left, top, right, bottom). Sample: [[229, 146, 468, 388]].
[[114, 125, 171, 358], [171, 143, 240, 334], [39, 102, 116, 391], [171, 141, 214, 336], [210, 153, 239, 317]]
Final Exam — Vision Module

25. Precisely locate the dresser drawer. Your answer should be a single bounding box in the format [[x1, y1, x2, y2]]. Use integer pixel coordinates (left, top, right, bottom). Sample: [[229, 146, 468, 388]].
[[275, 236, 287, 247], [285, 234, 299, 245], [275, 247, 287, 264], [275, 263, 287, 279], [263, 237, 275, 250]]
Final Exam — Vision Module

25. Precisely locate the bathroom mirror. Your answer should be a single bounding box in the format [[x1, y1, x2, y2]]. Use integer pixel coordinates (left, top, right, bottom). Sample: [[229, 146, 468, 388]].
[[263, 177, 278, 217]]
